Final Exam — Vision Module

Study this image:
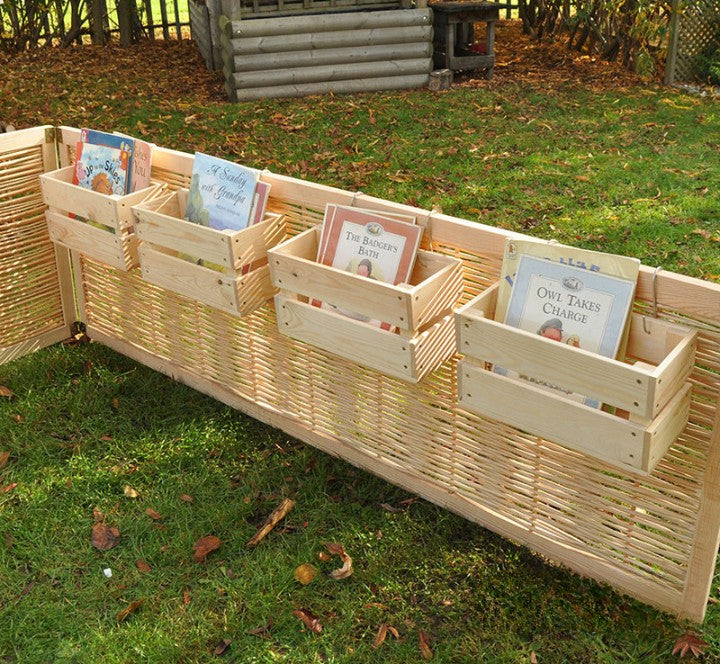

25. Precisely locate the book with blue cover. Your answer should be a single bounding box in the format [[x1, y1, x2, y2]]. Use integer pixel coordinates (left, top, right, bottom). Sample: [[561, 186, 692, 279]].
[[500, 254, 636, 408], [185, 153, 257, 232]]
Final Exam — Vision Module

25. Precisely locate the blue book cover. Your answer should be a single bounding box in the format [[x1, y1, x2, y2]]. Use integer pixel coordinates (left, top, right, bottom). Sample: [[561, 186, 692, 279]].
[[185, 153, 257, 232], [501, 255, 636, 408], [81, 128, 134, 194]]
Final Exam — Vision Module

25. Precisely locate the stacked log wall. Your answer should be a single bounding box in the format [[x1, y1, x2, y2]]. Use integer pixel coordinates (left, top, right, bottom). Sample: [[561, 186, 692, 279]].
[[220, 8, 433, 101]]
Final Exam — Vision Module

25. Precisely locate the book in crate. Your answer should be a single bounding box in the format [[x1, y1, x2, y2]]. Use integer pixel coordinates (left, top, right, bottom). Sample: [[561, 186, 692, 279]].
[[268, 220, 464, 383], [313, 204, 423, 331], [132, 188, 283, 316], [39, 166, 160, 272], [455, 278, 696, 475]]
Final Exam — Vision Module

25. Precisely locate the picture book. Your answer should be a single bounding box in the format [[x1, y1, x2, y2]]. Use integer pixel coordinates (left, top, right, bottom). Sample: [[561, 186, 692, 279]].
[[316, 206, 416, 268], [73, 142, 130, 197], [80, 128, 155, 194], [314, 204, 423, 331], [500, 255, 636, 407], [185, 152, 257, 232], [496, 238, 640, 360], [250, 180, 271, 227], [128, 137, 153, 192], [496, 238, 640, 324]]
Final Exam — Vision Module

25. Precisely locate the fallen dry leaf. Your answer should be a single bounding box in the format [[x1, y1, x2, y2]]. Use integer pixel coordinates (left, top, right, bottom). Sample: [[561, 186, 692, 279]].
[[111, 398, 119, 410], [145, 508, 163, 520], [183, 590, 191, 605], [373, 623, 388, 649], [317, 551, 332, 562], [116, 598, 144, 622], [294, 563, 317, 585], [292, 608, 323, 634], [92, 507, 104, 522], [246, 497, 295, 547], [530, 652, 538, 664], [99, 434, 113, 442], [672, 633, 708, 658], [0, 451, 10, 469], [324, 542, 354, 580], [123, 485, 139, 498], [11, 414, 23, 423], [136, 559, 151, 573], [212, 639, 231, 656], [419, 629, 433, 660], [193, 535, 222, 563], [180, 494, 194, 503], [0, 386, 14, 398], [388, 625, 400, 639], [91, 522, 120, 551], [247, 619, 272, 637], [2, 483, 18, 494]]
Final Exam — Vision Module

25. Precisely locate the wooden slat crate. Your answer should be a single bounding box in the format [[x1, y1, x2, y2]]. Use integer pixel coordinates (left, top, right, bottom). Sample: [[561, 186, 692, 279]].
[[133, 189, 284, 316], [39, 165, 161, 272], [268, 225, 463, 382], [455, 282, 696, 474]]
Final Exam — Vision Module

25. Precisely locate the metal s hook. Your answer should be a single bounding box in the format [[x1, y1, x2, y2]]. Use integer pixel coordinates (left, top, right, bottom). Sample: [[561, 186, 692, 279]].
[[642, 266, 662, 334]]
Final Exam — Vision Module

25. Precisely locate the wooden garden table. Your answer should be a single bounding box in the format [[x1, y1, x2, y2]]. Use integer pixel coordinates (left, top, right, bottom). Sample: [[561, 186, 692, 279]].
[[429, 1, 508, 78]]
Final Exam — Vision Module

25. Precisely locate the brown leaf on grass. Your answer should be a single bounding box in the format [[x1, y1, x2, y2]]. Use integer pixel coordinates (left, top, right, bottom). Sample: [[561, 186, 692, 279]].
[[91, 522, 120, 551], [212, 638, 231, 656], [530, 652, 538, 664], [193, 535, 221, 563], [2, 483, 18, 494], [183, 590, 191, 605], [247, 619, 272, 637], [11, 414, 23, 423], [99, 434, 113, 442], [0, 386, 14, 398], [136, 559, 151, 573], [672, 633, 708, 658], [323, 542, 353, 580], [419, 629, 433, 660], [373, 623, 388, 649], [380, 502, 402, 513], [0, 451, 10, 469], [123, 485, 139, 498], [116, 598, 144, 622], [92, 507, 104, 522], [317, 551, 332, 562], [111, 398, 119, 410], [292, 608, 323, 634], [145, 508, 163, 520], [180, 494, 194, 503], [387, 625, 400, 639], [294, 563, 317, 585]]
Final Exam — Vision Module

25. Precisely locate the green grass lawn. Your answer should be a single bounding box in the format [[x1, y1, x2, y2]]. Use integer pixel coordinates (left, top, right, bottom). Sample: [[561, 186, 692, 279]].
[[1, 40, 720, 662]]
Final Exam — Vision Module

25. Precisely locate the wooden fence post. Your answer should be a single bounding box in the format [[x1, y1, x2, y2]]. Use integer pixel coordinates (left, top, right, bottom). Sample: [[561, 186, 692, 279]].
[[664, 0, 681, 85]]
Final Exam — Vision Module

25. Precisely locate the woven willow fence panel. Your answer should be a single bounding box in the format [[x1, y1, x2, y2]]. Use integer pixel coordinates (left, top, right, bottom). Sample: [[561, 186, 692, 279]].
[[0, 127, 73, 364], [668, 0, 720, 83], [9, 126, 718, 622]]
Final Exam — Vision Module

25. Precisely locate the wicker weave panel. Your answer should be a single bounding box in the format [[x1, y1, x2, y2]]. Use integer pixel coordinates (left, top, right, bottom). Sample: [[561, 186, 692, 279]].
[[0, 129, 67, 356], [71, 165, 720, 622], [674, 0, 720, 83], [38, 129, 718, 620]]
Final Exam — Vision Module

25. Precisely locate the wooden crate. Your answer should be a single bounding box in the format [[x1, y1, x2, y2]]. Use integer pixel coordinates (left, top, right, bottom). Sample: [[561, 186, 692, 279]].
[[39, 165, 160, 271], [132, 189, 284, 316], [455, 281, 697, 474], [268, 225, 463, 382]]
